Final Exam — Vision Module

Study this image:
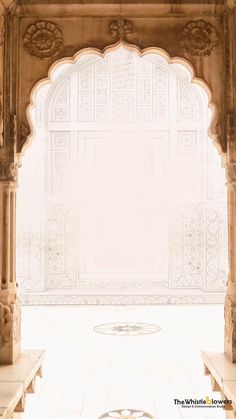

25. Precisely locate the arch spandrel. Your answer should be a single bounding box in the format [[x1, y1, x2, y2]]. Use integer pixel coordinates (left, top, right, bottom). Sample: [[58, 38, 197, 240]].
[[16, 13, 225, 158]]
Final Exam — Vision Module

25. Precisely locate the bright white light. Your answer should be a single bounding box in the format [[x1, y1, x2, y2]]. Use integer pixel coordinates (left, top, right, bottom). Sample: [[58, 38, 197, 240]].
[[16, 46, 228, 295]]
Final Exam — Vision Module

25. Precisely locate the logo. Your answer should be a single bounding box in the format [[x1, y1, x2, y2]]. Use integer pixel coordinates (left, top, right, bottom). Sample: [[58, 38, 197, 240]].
[[174, 396, 232, 409]]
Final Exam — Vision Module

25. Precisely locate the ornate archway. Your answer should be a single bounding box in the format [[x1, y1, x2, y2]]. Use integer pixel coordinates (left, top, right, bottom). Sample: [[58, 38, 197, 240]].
[[15, 42, 227, 306], [0, 5, 236, 416]]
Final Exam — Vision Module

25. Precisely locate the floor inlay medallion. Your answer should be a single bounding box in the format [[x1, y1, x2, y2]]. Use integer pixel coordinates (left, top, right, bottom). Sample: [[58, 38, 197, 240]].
[[94, 322, 161, 336], [99, 409, 154, 419]]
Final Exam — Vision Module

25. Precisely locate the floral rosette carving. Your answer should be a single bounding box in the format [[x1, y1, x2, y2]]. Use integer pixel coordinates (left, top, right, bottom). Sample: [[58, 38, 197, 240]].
[[23, 20, 64, 59], [180, 20, 219, 57], [110, 17, 132, 40]]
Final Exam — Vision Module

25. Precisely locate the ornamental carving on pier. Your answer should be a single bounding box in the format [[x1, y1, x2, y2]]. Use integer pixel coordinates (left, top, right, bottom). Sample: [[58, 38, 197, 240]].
[[0, 303, 13, 345], [0, 16, 4, 47], [110, 17, 132, 41], [23, 20, 64, 59], [19, 121, 30, 152], [227, 112, 236, 159], [225, 163, 236, 185], [10, 114, 17, 145], [0, 300, 21, 346], [224, 296, 236, 348], [0, 160, 18, 181], [0, 94, 3, 148], [180, 20, 219, 57], [13, 299, 21, 343]]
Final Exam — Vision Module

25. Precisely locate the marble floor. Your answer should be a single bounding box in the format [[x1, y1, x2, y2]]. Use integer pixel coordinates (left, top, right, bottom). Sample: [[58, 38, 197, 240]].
[[21, 305, 226, 419]]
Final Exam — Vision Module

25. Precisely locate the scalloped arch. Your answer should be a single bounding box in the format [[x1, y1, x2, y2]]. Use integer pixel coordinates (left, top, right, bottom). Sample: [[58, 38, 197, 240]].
[[22, 40, 222, 159]]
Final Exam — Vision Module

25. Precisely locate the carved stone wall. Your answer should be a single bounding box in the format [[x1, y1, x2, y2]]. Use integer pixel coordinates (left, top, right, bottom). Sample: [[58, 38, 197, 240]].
[[15, 7, 225, 154], [16, 46, 228, 304]]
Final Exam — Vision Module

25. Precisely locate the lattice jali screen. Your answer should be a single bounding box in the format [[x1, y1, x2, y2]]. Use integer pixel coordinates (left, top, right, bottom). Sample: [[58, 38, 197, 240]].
[[16, 46, 227, 304]]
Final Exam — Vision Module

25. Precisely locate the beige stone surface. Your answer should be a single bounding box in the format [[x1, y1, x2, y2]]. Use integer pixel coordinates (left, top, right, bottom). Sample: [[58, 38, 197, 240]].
[[0, 0, 236, 414], [0, 0, 234, 366], [0, 350, 45, 388], [202, 351, 236, 412], [0, 382, 23, 410], [0, 351, 44, 419]]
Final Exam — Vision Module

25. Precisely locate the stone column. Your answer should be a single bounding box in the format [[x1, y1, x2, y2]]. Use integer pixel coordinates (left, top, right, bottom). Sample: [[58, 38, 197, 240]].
[[224, 114, 236, 362], [223, 0, 236, 362], [0, 159, 21, 364]]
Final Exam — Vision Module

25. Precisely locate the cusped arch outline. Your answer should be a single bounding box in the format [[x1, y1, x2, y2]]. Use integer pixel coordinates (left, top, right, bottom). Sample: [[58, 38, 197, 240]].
[[22, 40, 222, 161]]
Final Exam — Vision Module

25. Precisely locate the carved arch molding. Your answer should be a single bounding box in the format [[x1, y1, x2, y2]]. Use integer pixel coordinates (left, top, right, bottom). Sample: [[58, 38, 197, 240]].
[[2, 10, 229, 160], [0, 3, 235, 307]]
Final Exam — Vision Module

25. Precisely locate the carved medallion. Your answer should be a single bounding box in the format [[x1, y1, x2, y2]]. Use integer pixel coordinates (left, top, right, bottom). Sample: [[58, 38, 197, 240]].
[[94, 322, 161, 336], [180, 20, 219, 57], [110, 17, 132, 41], [0, 16, 4, 47], [0, 160, 18, 181], [23, 21, 64, 59], [99, 409, 153, 419]]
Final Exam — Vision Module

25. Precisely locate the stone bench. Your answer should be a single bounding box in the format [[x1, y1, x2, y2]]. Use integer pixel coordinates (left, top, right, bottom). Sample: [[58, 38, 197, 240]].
[[0, 350, 45, 419], [202, 351, 236, 418]]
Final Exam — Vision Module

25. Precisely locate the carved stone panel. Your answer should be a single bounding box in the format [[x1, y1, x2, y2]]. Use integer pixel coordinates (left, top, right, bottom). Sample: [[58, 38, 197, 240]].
[[17, 46, 227, 303], [16, 204, 44, 291], [45, 205, 78, 288], [206, 204, 228, 291], [170, 204, 204, 288]]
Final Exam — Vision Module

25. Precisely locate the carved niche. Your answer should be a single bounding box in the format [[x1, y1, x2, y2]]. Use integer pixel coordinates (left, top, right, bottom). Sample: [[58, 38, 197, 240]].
[[180, 20, 219, 57], [23, 20, 64, 59]]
